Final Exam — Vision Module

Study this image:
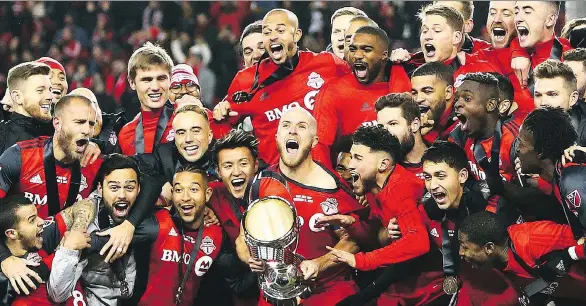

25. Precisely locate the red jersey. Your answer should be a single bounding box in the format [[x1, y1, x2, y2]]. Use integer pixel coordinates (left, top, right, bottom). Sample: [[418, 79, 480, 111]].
[[12, 213, 88, 306], [504, 221, 586, 300], [216, 51, 350, 165], [118, 104, 175, 156], [449, 119, 519, 213], [139, 209, 223, 306], [208, 181, 246, 246], [274, 163, 364, 289], [401, 161, 425, 181], [353, 165, 429, 271], [452, 53, 502, 85], [0, 137, 102, 219], [312, 66, 411, 168]]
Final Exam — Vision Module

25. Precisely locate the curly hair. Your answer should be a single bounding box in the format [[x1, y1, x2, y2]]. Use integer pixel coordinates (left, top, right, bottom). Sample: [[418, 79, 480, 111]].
[[522, 107, 577, 162], [352, 124, 402, 161]]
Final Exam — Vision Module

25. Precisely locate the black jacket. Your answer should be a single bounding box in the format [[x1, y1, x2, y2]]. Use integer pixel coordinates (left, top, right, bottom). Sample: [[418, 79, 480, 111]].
[[0, 113, 53, 154], [570, 100, 586, 147]]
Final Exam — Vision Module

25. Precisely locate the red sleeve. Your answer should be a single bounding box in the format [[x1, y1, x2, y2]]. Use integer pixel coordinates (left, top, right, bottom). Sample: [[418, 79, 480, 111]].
[[353, 196, 430, 271], [389, 65, 411, 93], [331, 53, 351, 76], [472, 37, 492, 53], [510, 38, 530, 59], [55, 213, 68, 239], [312, 83, 339, 169], [118, 119, 138, 156], [514, 221, 578, 266]]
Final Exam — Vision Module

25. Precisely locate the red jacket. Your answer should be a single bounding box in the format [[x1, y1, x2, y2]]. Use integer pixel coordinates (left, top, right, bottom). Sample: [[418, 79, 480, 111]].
[[504, 221, 586, 300], [312, 67, 410, 168], [215, 51, 350, 165], [353, 165, 429, 271], [0, 137, 103, 219]]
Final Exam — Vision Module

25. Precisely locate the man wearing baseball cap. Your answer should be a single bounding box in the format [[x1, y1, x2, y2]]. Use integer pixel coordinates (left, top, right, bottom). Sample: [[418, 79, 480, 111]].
[[37, 57, 68, 103]]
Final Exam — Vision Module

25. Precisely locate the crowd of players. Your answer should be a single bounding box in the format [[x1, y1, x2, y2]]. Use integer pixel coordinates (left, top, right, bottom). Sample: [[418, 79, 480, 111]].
[[0, 1, 585, 305]]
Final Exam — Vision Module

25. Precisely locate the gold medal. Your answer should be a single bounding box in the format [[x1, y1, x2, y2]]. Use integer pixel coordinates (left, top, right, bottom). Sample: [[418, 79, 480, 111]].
[[443, 276, 459, 295]]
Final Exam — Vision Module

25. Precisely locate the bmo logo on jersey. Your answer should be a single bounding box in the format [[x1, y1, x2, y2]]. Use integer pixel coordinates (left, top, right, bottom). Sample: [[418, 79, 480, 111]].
[[361, 120, 377, 127], [161, 249, 192, 264], [24, 192, 47, 205], [298, 213, 326, 233], [265, 90, 320, 122]]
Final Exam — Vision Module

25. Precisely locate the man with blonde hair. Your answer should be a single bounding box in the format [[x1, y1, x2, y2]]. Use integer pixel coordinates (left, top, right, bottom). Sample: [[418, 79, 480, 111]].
[[118, 42, 175, 155]]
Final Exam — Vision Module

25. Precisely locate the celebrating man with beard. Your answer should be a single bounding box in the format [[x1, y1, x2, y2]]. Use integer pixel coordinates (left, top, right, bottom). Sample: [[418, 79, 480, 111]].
[[213, 9, 349, 165], [313, 26, 410, 168], [376, 93, 428, 179], [238, 107, 367, 305]]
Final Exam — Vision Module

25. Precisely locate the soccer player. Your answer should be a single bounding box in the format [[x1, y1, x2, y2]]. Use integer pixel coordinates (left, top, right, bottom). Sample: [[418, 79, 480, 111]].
[[533, 60, 580, 112], [168, 64, 201, 105], [212, 9, 349, 165], [410, 62, 457, 143], [439, 1, 492, 53], [420, 141, 518, 305], [329, 7, 367, 59], [517, 107, 586, 235], [564, 49, 586, 144], [343, 16, 378, 62], [450, 73, 520, 215], [37, 57, 68, 103], [47, 154, 143, 305], [486, 1, 517, 50], [118, 42, 175, 155], [313, 25, 410, 168], [112, 164, 256, 305], [459, 211, 586, 304], [509, 1, 573, 95], [209, 129, 260, 245], [0, 95, 102, 216], [0, 62, 54, 154], [239, 107, 366, 305], [328, 125, 432, 305], [133, 104, 215, 185], [0, 195, 95, 305], [376, 93, 428, 178], [334, 136, 353, 184], [240, 20, 264, 69]]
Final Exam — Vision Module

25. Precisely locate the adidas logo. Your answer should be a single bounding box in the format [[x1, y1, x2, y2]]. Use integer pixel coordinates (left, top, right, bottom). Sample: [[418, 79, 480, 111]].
[[169, 227, 178, 237], [556, 261, 565, 272], [430, 228, 439, 238], [360, 102, 372, 112], [29, 174, 43, 184]]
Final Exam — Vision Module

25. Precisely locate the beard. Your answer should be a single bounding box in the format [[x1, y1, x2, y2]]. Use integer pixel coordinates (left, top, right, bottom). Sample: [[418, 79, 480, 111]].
[[25, 102, 51, 122], [277, 141, 311, 169], [399, 130, 415, 159], [431, 101, 447, 128], [57, 130, 84, 161]]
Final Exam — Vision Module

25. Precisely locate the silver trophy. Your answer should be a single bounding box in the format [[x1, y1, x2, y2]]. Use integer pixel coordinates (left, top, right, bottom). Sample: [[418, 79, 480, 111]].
[[243, 196, 311, 305]]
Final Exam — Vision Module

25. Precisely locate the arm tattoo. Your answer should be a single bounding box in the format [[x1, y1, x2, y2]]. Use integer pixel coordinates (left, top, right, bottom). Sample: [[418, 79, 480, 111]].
[[70, 199, 97, 232], [59, 206, 75, 230]]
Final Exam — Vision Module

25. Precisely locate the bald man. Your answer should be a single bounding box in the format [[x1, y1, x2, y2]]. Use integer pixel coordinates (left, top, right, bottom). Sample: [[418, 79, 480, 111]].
[[237, 107, 368, 305], [213, 9, 350, 165], [69, 87, 126, 154]]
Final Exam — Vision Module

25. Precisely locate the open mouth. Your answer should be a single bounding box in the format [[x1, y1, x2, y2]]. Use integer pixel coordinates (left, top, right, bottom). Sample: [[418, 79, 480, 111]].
[[52, 88, 63, 97], [40, 103, 51, 112], [231, 178, 246, 190], [353, 62, 368, 79], [455, 112, 468, 131], [337, 43, 344, 51], [270, 43, 285, 60], [517, 26, 529, 39], [113, 201, 130, 217], [75, 138, 89, 152], [424, 43, 436, 58], [285, 139, 299, 154], [431, 191, 447, 204], [148, 93, 163, 102], [183, 145, 199, 156], [491, 26, 507, 42], [350, 172, 360, 187], [419, 104, 431, 114], [180, 204, 195, 216]]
